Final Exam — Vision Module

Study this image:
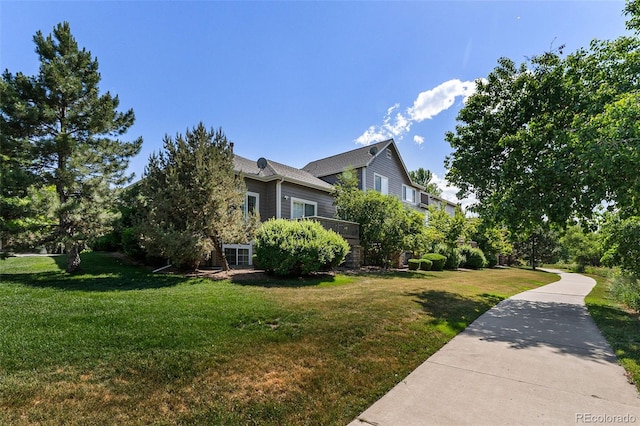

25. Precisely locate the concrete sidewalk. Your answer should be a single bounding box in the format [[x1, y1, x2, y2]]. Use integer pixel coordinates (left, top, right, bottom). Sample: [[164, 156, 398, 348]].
[[349, 269, 640, 425]]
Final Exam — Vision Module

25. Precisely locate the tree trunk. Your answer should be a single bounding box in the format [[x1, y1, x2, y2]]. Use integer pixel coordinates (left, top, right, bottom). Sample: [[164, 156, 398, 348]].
[[214, 238, 230, 271], [66, 243, 81, 273], [531, 234, 537, 271]]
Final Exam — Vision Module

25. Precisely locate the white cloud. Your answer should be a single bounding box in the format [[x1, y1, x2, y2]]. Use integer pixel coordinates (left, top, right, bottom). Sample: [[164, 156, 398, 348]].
[[354, 78, 477, 146], [354, 126, 390, 146], [407, 79, 477, 122], [413, 135, 425, 146]]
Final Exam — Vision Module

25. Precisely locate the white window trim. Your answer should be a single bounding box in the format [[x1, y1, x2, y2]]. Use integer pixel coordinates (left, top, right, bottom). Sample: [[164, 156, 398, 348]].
[[290, 197, 317, 219], [223, 243, 253, 266], [245, 191, 260, 218], [374, 173, 389, 195], [402, 184, 416, 204]]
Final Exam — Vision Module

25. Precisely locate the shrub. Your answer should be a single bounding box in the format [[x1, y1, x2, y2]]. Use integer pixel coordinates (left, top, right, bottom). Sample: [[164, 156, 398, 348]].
[[485, 252, 498, 268], [419, 258, 433, 271], [423, 253, 446, 271], [122, 227, 146, 260], [610, 272, 640, 312], [408, 259, 421, 270], [254, 219, 350, 276], [91, 232, 121, 252], [459, 245, 488, 269]]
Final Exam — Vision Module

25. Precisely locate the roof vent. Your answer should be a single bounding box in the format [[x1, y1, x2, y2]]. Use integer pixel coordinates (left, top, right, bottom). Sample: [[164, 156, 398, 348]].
[[257, 157, 268, 170], [369, 146, 378, 156]]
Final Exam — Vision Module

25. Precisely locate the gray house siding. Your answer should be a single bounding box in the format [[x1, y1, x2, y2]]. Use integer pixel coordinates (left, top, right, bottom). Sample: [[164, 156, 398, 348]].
[[364, 147, 420, 208], [244, 178, 278, 220], [280, 182, 335, 219]]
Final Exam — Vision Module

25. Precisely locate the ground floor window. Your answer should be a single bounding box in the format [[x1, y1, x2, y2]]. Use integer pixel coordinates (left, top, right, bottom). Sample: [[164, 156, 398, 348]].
[[223, 244, 252, 266]]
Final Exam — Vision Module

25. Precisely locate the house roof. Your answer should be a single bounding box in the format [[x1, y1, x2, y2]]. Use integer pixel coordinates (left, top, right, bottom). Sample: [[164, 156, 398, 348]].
[[234, 155, 334, 192], [301, 139, 394, 178]]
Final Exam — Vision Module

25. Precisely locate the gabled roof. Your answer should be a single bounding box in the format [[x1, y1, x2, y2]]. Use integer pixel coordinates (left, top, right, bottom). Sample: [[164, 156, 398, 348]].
[[234, 155, 334, 192], [302, 139, 393, 178]]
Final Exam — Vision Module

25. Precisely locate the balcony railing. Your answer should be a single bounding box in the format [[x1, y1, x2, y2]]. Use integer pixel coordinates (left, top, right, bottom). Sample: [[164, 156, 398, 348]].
[[295, 216, 360, 244]]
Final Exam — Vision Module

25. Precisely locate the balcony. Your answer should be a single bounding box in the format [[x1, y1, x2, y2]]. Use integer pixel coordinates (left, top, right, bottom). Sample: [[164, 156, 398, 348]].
[[296, 216, 360, 245]]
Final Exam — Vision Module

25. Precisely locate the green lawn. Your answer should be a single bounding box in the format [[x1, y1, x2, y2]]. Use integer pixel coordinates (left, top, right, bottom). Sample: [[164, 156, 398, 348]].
[[0, 252, 556, 425], [585, 275, 640, 392]]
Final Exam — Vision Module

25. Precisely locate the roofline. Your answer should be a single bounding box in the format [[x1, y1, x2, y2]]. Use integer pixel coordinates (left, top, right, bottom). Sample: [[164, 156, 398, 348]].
[[240, 172, 334, 193]]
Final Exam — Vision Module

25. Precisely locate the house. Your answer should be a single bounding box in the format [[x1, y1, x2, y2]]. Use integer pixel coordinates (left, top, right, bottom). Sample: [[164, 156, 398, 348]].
[[217, 139, 457, 267], [215, 155, 359, 267], [302, 139, 458, 216]]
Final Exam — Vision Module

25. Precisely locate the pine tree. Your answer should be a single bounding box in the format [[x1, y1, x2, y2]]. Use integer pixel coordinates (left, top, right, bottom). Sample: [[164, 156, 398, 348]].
[[140, 123, 258, 271], [0, 22, 142, 271]]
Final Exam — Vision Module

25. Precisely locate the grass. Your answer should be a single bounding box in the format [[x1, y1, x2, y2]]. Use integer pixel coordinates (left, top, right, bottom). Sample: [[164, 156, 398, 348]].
[[0, 252, 557, 425], [585, 274, 640, 392]]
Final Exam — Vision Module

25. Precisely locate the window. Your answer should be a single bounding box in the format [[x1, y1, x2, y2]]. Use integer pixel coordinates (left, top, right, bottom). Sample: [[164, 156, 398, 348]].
[[374, 174, 388, 195], [243, 192, 259, 218], [291, 198, 317, 219], [402, 185, 416, 203], [224, 246, 251, 266]]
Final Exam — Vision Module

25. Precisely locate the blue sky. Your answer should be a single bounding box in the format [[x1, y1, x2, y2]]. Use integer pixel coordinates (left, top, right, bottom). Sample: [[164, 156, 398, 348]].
[[0, 1, 629, 203]]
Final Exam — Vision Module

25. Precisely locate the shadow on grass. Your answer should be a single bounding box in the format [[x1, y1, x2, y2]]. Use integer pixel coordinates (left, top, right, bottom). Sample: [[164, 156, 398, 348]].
[[1, 253, 188, 292], [230, 271, 338, 288], [408, 290, 504, 334]]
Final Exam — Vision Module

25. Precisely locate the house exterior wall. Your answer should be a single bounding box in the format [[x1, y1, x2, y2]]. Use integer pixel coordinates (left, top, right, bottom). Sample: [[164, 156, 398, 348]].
[[363, 147, 420, 209], [280, 182, 335, 219], [244, 179, 276, 220]]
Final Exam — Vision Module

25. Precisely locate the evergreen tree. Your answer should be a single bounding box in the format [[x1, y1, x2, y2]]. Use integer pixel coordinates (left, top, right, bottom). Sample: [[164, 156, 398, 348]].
[[0, 22, 142, 271], [409, 167, 442, 196], [140, 123, 258, 271]]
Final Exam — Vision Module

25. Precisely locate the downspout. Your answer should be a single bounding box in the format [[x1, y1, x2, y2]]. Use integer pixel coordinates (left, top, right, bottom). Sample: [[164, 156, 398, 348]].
[[276, 178, 284, 219], [361, 167, 367, 191]]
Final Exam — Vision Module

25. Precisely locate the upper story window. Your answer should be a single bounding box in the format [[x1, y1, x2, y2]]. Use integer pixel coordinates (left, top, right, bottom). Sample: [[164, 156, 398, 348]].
[[292, 198, 317, 219], [402, 185, 416, 204], [244, 192, 259, 218], [374, 173, 388, 195]]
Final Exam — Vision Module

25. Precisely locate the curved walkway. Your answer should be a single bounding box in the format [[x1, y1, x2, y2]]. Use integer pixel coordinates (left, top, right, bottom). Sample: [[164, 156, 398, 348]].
[[349, 269, 640, 425]]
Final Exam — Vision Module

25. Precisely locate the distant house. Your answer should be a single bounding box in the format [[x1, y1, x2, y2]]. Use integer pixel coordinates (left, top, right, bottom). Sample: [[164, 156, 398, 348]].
[[303, 139, 458, 216], [216, 139, 457, 267]]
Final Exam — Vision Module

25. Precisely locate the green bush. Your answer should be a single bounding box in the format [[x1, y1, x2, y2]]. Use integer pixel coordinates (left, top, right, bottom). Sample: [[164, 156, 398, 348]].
[[423, 253, 446, 271], [121, 227, 146, 260], [91, 232, 121, 252], [459, 245, 488, 269], [408, 259, 421, 270], [610, 272, 640, 312], [254, 219, 350, 276], [419, 258, 433, 271], [484, 252, 498, 268]]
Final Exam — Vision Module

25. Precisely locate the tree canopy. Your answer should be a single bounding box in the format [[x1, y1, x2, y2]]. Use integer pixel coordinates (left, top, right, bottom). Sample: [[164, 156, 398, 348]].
[[0, 22, 142, 271], [333, 170, 425, 267], [445, 3, 640, 233]]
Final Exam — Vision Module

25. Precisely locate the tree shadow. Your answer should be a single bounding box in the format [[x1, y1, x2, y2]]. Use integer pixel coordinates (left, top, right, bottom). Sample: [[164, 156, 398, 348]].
[[228, 271, 338, 288], [408, 290, 505, 334], [2, 254, 187, 292], [461, 298, 620, 363]]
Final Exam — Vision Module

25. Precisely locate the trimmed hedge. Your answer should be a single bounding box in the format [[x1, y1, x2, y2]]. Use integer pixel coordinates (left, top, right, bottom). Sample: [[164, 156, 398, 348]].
[[254, 219, 350, 276], [423, 253, 446, 271], [419, 259, 433, 271], [408, 259, 421, 270]]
